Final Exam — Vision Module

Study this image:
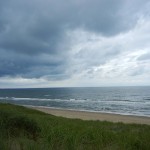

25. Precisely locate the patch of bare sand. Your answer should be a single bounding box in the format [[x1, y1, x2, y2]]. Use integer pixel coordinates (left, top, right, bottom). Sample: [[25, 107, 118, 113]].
[[28, 106, 150, 125]]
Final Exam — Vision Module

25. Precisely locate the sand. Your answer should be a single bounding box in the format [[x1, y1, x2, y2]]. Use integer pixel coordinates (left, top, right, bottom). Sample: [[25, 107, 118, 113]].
[[28, 106, 150, 125]]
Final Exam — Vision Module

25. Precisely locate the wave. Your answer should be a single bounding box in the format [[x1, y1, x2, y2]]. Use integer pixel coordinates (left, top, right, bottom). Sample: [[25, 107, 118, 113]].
[[1, 97, 150, 117], [1, 97, 150, 105], [0, 97, 89, 103]]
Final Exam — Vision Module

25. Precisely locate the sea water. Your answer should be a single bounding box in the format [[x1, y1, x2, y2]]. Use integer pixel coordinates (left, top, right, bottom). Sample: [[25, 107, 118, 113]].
[[0, 86, 150, 117]]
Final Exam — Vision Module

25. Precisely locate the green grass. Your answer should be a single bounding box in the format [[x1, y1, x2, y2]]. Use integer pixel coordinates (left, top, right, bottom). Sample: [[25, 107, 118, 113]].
[[0, 103, 150, 150]]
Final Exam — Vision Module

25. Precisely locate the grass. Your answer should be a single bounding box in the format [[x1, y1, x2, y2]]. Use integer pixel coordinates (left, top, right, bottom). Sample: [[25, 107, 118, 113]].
[[0, 103, 150, 150]]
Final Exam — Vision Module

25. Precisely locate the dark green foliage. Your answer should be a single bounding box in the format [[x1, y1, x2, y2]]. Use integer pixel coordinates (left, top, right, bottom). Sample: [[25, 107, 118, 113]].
[[0, 107, 41, 140], [0, 103, 150, 150]]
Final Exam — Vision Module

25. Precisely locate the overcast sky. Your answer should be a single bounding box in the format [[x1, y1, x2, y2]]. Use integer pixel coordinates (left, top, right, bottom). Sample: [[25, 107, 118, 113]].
[[0, 0, 150, 88]]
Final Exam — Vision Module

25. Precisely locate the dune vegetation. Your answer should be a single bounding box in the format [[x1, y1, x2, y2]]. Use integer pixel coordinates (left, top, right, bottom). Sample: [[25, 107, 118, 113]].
[[0, 103, 150, 150]]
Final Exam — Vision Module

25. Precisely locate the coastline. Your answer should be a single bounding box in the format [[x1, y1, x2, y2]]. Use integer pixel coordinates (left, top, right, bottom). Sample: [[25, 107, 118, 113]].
[[27, 106, 150, 125]]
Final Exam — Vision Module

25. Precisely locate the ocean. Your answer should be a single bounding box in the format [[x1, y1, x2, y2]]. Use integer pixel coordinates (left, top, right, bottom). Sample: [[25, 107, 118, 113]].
[[0, 86, 150, 117]]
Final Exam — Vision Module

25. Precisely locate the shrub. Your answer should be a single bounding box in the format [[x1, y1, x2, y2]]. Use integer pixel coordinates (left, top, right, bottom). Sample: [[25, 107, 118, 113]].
[[0, 110, 41, 140]]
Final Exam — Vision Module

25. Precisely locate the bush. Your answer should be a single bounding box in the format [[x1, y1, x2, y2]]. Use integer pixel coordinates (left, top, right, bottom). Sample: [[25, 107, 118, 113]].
[[0, 110, 41, 140]]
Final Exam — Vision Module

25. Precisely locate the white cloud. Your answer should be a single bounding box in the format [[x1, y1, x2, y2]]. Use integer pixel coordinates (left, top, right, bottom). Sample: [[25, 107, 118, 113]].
[[65, 17, 150, 86]]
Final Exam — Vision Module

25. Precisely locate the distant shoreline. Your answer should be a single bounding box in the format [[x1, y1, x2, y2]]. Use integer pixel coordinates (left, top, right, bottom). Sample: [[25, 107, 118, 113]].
[[27, 105, 150, 125]]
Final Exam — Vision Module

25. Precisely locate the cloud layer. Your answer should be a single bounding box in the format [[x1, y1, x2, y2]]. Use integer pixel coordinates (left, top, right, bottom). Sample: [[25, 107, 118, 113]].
[[0, 0, 150, 87]]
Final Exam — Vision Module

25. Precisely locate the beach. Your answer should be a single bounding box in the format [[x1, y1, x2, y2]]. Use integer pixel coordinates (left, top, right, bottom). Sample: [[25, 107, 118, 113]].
[[1, 87, 150, 118], [29, 106, 150, 125]]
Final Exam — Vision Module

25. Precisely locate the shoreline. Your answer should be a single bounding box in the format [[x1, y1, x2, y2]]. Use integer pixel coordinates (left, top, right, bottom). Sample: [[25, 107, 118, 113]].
[[27, 106, 150, 125]]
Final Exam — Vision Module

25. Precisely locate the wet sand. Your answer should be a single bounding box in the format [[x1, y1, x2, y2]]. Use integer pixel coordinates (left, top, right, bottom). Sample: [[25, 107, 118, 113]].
[[28, 106, 150, 125]]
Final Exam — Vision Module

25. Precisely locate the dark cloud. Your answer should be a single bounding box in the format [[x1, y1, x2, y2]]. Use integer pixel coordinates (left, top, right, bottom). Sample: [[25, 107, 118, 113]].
[[0, 0, 149, 80], [0, 48, 67, 79]]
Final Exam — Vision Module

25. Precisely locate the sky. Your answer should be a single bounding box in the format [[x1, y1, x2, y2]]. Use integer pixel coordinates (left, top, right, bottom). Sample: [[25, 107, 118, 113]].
[[0, 0, 150, 88]]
